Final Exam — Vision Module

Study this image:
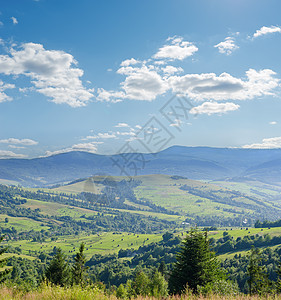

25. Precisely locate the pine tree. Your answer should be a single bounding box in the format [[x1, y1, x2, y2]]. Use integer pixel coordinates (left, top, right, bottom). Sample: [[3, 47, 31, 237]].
[[71, 243, 88, 286], [45, 248, 70, 286], [169, 228, 225, 294], [247, 246, 270, 295], [0, 236, 11, 283]]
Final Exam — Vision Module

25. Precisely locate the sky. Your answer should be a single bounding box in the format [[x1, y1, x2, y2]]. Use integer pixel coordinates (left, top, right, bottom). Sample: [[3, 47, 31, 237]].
[[1, 0, 281, 158]]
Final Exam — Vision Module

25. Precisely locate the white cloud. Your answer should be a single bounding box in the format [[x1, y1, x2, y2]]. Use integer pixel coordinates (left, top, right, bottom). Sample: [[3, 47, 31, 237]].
[[44, 142, 102, 156], [11, 17, 18, 25], [169, 119, 182, 127], [98, 36, 279, 105], [115, 123, 129, 128], [168, 69, 279, 101], [162, 65, 183, 75], [85, 133, 117, 139], [0, 80, 15, 103], [119, 65, 169, 101], [96, 133, 117, 139], [96, 88, 125, 102], [253, 26, 281, 38], [8, 145, 25, 149], [0, 43, 94, 107], [214, 37, 239, 55], [190, 101, 239, 115], [153, 36, 198, 61], [19, 87, 34, 93], [99, 64, 169, 102], [0, 150, 26, 159], [116, 131, 135, 136], [0, 138, 38, 146], [243, 137, 281, 149], [153, 60, 166, 65], [120, 58, 140, 67], [270, 121, 277, 125]]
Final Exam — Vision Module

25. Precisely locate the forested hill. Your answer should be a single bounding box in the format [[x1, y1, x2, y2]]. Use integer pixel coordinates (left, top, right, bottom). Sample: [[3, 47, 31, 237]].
[[1, 146, 281, 187]]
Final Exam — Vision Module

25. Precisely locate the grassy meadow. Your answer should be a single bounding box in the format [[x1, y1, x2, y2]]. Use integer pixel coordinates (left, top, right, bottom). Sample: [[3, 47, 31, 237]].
[[0, 285, 280, 300]]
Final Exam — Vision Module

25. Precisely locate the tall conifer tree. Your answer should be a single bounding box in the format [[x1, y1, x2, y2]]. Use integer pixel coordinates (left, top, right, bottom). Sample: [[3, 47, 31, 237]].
[[71, 243, 88, 286], [169, 228, 225, 294], [45, 248, 70, 286]]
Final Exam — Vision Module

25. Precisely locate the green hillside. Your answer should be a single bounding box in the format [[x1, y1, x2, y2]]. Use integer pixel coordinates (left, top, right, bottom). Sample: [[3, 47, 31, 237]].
[[0, 174, 281, 262]]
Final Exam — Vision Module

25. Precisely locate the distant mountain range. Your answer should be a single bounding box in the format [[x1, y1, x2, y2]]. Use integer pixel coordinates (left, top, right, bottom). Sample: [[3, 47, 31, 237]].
[[1, 146, 281, 187]]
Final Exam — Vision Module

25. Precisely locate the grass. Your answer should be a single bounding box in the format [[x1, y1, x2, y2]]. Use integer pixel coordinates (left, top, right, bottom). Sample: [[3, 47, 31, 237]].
[[208, 226, 281, 240], [211, 180, 281, 201], [53, 174, 265, 219], [1, 253, 36, 261], [114, 207, 186, 222], [3, 232, 162, 258], [0, 215, 50, 232], [53, 176, 107, 194], [0, 285, 280, 300], [133, 175, 258, 217]]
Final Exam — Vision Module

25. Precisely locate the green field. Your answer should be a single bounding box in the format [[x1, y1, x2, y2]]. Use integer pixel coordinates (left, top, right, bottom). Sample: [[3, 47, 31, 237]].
[[209, 226, 281, 239], [0, 214, 50, 232], [212, 180, 281, 203], [133, 175, 263, 217], [3, 232, 162, 258]]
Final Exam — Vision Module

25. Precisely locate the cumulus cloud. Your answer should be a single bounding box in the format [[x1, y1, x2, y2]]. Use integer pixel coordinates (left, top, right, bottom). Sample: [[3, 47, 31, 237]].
[[168, 69, 279, 101], [97, 36, 279, 106], [11, 17, 18, 25], [101, 65, 169, 101], [253, 26, 281, 38], [153, 36, 198, 61], [214, 37, 239, 55], [270, 121, 277, 125], [121, 66, 168, 100], [44, 142, 102, 156], [0, 150, 26, 159], [243, 137, 281, 149], [0, 43, 94, 107], [0, 138, 38, 146], [190, 101, 239, 115]]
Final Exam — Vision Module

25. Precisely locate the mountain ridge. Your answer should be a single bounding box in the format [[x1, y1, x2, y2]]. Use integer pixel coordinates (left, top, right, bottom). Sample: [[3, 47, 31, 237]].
[[1, 145, 281, 187]]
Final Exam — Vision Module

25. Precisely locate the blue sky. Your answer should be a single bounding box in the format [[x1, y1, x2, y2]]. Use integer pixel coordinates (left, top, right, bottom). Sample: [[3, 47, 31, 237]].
[[1, 0, 281, 158]]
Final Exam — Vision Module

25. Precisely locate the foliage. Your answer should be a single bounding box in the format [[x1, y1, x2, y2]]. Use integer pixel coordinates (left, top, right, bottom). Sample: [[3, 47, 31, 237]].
[[45, 248, 70, 286], [197, 279, 240, 296], [247, 247, 270, 295], [169, 228, 225, 294], [0, 236, 11, 283], [71, 243, 88, 286]]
